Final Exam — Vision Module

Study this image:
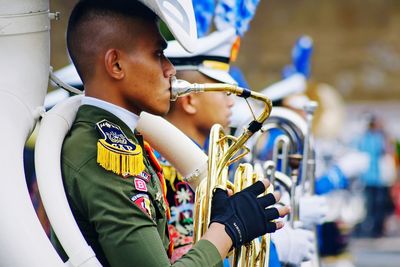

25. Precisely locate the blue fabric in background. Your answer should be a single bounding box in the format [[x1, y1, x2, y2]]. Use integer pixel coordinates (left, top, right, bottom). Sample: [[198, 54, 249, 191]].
[[235, 0, 261, 36], [315, 165, 348, 195], [291, 36, 313, 78], [282, 35, 313, 79], [214, 0, 260, 36], [193, 0, 215, 37], [214, 0, 236, 32], [269, 241, 282, 267], [223, 258, 230, 267], [356, 131, 385, 186], [229, 65, 250, 88]]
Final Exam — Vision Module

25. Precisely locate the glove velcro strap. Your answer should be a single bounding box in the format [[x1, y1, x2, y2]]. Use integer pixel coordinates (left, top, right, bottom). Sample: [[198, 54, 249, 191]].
[[222, 215, 246, 248], [210, 213, 246, 248]]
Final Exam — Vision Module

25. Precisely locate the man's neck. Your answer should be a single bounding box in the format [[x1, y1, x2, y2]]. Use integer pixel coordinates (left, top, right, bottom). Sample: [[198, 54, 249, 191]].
[[85, 82, 141, 116]]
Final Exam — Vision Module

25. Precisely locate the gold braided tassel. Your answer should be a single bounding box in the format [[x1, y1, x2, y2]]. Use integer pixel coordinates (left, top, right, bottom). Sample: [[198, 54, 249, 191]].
[[97, 140, 145, 176]]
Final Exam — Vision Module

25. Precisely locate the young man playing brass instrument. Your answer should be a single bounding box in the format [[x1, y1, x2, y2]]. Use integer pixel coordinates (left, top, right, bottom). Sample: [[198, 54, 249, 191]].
[[160, 28, 238, 262], [54, 0, 289, 266], [160, 28, 317, 267]]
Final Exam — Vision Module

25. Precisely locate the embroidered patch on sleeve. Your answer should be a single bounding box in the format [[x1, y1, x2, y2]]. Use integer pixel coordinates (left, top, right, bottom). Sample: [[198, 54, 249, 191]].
[[134, 178, 148, 192], [131, 194, 152, 218], [135, 171, 151, 183]]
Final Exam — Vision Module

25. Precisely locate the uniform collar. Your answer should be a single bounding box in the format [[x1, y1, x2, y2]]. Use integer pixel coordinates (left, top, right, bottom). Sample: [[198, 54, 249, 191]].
[[81, 96, 139, 133]]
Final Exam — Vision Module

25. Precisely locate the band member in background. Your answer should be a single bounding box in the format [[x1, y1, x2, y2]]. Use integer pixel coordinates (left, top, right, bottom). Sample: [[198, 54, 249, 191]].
[[160, 28, 237, 262], [159, 28, 315, 266]]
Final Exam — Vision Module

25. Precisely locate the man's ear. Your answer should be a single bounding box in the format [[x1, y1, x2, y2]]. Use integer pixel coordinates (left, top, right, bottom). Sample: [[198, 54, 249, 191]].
[[180, 95, 198, 115], [104, 49, 124, 80]]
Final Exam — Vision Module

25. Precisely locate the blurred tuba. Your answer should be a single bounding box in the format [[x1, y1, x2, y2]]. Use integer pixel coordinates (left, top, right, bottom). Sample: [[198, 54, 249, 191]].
[[171, 77, 274, 267], [252, 103, 320, 267]]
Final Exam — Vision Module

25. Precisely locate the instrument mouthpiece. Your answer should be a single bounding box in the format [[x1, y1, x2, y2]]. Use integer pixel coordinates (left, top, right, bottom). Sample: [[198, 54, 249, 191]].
[[170, 76, 203, 101]]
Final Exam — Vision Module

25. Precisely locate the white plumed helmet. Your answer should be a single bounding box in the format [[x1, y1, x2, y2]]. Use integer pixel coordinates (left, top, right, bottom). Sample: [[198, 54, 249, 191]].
[[138, 0, 198, 52]]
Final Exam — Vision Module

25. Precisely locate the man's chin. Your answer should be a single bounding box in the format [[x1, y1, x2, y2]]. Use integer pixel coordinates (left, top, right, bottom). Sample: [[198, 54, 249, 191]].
[[147, 105, 170, 117], [223, 118, 232, 128]]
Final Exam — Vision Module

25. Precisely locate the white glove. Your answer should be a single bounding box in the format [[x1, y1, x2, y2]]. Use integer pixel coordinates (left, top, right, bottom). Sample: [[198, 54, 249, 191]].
[[299, 195, 328, 227], [336, 151, 370, 178], [272, 224, 315, 265]]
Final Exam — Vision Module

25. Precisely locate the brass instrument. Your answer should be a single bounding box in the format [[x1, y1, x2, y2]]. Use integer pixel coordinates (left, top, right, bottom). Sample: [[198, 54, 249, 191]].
[[299, 102, 320, 267], [171, 77, 273, 267], [260, 160, 293, 192], [252, 104, 321, 267], [253, 107, 307, 164], [300, 102, 318, 195], [252, 107, 307, 222], [272, 135, 291, 175], [288, 154, 303, 227]]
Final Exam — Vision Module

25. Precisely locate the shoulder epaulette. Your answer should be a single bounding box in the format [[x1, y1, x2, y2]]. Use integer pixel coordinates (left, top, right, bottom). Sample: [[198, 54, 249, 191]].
[[96, 119, 145, 176]]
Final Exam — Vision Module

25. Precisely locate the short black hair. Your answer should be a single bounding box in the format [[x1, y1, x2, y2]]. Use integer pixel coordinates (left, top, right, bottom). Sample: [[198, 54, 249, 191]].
[[67, 0, 157, 82]]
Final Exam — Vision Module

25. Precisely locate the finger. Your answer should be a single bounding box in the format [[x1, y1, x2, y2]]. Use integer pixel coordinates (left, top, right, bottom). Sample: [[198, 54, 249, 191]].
[[257, 193, 276, 208], [265, 222, 278, 233], [213, 188, 229, 201], [275, 221, 284, 230], [212, 188, 229, 211], [272, 191, 281, 202], [264, 207, 280, 221], [241, 180, 269, 196], [277, 205, 291, 218], [227, 188, 233, 197], [260, 178, 271, 189]]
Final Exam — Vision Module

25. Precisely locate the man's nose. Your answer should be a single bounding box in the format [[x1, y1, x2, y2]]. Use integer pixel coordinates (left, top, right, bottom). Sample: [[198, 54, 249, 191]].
[[164, 57, 176, 78], [227, 94, 234, 107]]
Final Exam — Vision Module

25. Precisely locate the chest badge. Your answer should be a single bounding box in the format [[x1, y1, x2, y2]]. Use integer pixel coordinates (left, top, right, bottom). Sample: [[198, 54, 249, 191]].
[[156, 191, 167, 211], [96, 119, 145, 176]]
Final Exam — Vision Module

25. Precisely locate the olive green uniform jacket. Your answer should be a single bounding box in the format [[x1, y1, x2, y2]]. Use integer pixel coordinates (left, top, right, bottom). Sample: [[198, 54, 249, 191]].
[[52, 105, 222, 267]]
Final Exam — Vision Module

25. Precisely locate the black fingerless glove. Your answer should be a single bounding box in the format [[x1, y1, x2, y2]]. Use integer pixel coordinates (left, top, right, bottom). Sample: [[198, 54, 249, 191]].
[[210, 181, 280, 248]]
